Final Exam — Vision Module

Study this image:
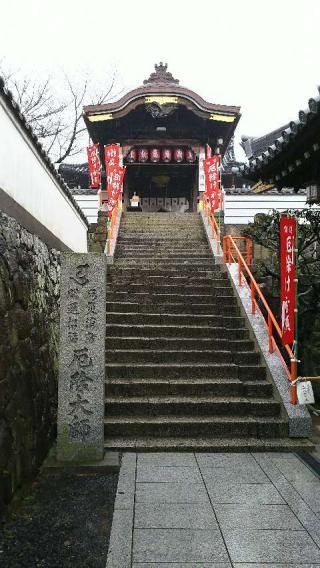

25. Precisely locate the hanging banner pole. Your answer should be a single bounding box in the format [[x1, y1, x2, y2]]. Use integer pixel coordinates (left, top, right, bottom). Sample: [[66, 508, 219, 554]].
[[87, 143, 101, 189], [294, 219, 299, 381], [280, 214, 298, 403], [218, 153, 222, 247], [280, 215, 296, 346]]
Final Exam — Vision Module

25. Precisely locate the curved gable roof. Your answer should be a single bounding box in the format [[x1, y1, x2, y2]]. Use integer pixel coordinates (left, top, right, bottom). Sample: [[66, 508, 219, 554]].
[[84, 63, 240, 119]]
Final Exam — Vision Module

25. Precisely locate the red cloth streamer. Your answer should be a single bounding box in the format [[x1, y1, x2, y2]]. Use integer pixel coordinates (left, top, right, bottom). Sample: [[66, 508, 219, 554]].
[[104, 144, 119, 172], [205, 144, 212, 159], [87, 144, 100, 188], [107, 164, 126, 218], [203, 155, 220, 211], [280, 216, 296, 345]]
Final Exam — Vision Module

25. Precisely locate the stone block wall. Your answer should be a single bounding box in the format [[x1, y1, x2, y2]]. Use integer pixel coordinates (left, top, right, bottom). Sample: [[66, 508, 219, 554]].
[[0, 210, 60, 508], [88, 211, 108, 253]]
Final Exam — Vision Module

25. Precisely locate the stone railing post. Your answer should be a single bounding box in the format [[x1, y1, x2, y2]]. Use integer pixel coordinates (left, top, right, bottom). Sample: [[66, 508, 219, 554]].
[[57, 253, 106, 462]]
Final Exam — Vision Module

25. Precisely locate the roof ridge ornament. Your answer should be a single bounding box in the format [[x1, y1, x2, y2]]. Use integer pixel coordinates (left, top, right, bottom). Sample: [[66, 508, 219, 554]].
[[143, 62, 180, 85]]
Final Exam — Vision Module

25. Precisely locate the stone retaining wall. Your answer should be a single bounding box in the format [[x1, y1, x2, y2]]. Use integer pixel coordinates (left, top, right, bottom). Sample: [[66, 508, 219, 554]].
[[0, 210, 60, 508]]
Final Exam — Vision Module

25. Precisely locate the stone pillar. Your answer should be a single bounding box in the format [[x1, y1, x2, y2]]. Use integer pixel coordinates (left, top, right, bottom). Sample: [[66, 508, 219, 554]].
[[57, 253, 106, 462]]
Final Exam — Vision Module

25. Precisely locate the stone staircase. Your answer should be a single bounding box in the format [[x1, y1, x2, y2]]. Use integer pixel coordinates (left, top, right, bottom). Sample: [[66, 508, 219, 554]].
[[104, 212, 310, 451]]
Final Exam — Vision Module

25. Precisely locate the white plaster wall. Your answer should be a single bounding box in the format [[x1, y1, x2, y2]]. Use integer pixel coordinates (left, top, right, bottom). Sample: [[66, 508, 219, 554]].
[[0, 99, 88, 252], [224, 195, 318, 225], [73, 194, 99, 224]]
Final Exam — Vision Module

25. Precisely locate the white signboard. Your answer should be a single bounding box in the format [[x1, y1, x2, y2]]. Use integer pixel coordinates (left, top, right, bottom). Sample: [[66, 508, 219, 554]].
[[297, 381, 315, 405], [198, 145, 205, 192]]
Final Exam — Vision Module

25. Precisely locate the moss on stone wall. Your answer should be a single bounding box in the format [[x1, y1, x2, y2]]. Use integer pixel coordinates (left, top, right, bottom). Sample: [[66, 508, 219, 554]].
[[0, 211, 60, 509]]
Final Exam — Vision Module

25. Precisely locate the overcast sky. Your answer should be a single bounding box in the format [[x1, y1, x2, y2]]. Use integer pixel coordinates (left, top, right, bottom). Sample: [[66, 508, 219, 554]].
[[1, 0, 320, 160]]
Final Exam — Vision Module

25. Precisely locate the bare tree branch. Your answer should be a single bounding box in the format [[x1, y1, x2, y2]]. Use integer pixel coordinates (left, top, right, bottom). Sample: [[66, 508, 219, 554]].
[[0, 61, 124, 163]]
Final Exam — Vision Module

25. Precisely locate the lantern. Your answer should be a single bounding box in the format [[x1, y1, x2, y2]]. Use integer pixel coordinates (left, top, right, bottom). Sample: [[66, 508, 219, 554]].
[[185, 149, 196, 163], [126, 148, 137, 163], [138, 148, 149, 162], [174, 148, 184, 163], [150, 148, 160, 162], [162, 148, 172, 163]]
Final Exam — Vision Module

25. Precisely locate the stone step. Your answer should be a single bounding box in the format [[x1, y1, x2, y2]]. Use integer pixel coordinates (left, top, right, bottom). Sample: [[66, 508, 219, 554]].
[[105, 378, 273, 398], [107, 275, 228, 286], [104, 336, 255, 352], [113, 258, 215, 267], [105, 349, 260, 365], [105, 324, 250, 339], [105, 397, 280, 417], [109, 267, 221, 277], [105, 361, 266, 381], [103, 436, 314, 452], [106, 293, 234, 305], [117, 239, 208, 245], [118, 232, 206, 238], [116, 245, 210, 252], [103, 415, 288, 438], [117, 251, 212, 258], [122, 212, 198, 216], [119, 220, 203, 224], [105, 312, 244, 328], [116, 248, 211, 255], [106, 362, 236, 380], [121, 218, 201, 223], [120, 220, 203, 225], [119, 223, 203, 228], [121, 217, 201, 223], [238, 365, 267, 381], [106, 285, 234, 296], [105, 302, 240, 316], [117, 243, 208, 249]]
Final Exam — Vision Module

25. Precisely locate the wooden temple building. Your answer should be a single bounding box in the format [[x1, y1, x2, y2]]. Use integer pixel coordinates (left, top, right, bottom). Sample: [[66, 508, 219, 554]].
[[59, 65, 320, 226], [61, 63, 241, 213]]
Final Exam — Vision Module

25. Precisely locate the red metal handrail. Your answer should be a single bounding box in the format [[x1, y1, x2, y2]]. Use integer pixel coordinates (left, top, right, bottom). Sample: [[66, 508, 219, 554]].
[[201, 194, 222, 248], [223, 235, 297, 404]]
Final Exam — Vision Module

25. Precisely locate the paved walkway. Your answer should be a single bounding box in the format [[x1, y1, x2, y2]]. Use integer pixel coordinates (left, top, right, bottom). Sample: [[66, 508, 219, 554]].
[[106, 452, 320, 567]]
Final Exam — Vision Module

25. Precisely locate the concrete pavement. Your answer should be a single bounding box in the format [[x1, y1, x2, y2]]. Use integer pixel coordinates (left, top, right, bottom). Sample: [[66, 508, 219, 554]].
[[106, 452, 320, 567]]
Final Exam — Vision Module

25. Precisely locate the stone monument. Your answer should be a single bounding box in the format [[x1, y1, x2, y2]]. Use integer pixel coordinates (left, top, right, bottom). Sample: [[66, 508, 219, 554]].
[[57, 253, 106, 461]]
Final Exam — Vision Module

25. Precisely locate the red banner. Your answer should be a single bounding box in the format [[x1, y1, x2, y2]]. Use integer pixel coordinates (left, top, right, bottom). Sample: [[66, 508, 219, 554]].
[[87, 144, 100, 188], [107, 164, 126, 218], [203, 155, 220, 211], [280, 216, 296, 345], [104, 144, 119, 172]]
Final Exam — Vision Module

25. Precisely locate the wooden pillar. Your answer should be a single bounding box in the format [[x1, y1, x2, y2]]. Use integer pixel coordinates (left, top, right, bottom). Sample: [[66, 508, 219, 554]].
[[123, 171, 129, 211], [190, 166, 198, 212]]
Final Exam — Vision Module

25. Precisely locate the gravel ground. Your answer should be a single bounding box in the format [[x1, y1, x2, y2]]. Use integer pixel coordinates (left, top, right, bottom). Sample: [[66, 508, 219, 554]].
[[0, 470, 118, 568]]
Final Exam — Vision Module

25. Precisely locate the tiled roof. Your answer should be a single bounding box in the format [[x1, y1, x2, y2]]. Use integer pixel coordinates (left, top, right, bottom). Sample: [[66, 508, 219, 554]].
[[0, 76, 89, 227], [224, 186, 306, 195], [241, 123, 289, 159], [84, 63, 241, 117], [240, 87, 320, 181]]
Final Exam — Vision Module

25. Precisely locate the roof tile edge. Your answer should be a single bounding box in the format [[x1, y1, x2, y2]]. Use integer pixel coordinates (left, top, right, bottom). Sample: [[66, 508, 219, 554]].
[[0, 75, 89, 228]]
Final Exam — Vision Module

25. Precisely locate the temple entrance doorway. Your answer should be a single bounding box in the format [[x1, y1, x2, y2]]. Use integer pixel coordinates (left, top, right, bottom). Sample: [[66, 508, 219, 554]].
[[123, 164, 198, 213]]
